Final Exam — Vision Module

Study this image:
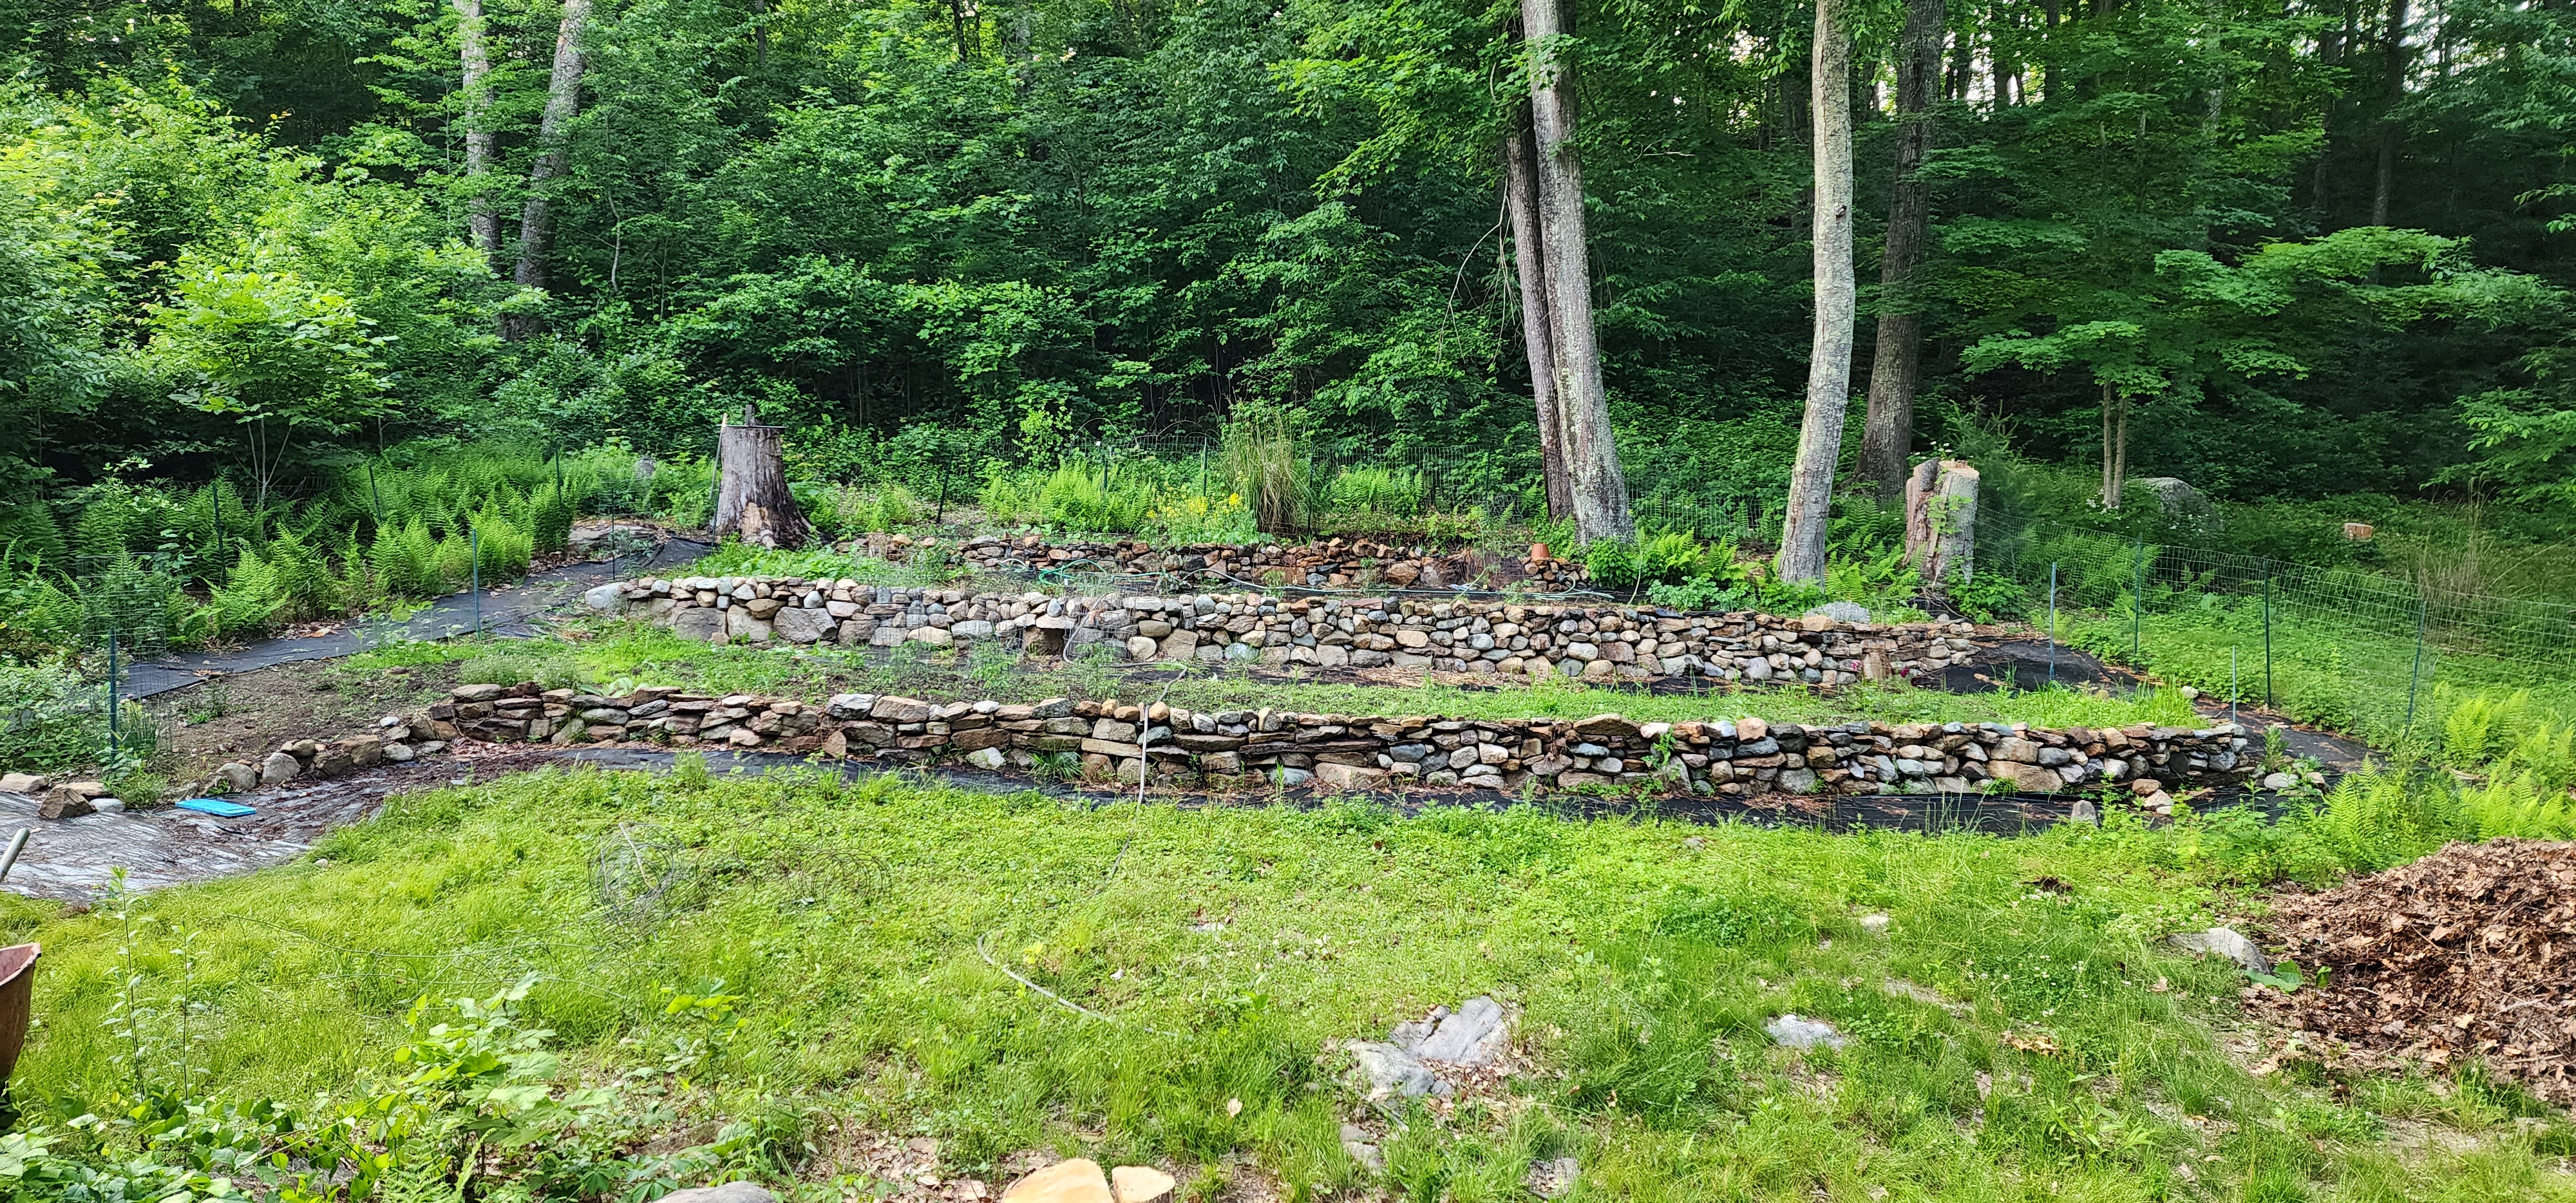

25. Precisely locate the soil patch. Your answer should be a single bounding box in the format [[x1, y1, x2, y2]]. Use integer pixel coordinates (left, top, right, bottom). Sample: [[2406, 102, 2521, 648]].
[[145, 659, 458, 787], [2253, 838, 2576, 1103]]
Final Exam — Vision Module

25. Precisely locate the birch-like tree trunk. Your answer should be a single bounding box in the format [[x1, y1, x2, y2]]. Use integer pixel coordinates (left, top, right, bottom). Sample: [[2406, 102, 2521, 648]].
[[1522, 0, 1633, 543], [455, 0, 500, 267], [1503, 116, 1573, 521], [508, 0, 592, 337], [1777, 0, 1855, 583], [1855, 0, 1945, 502], [2098, 381, 2130, 509]]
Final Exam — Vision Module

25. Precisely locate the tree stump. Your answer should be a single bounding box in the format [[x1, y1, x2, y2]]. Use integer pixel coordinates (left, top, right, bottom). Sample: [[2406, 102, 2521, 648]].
[[712, 402, 813, 549], [1904, 459, 1978, 585]]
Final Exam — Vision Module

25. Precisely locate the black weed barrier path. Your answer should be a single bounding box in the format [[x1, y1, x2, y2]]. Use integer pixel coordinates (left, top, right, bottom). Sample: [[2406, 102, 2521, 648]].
[[119, 538, 715, 699]]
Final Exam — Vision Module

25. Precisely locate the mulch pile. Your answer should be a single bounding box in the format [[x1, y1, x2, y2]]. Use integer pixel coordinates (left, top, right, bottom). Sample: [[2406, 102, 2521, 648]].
[[2253, 838, 2576, 1102]]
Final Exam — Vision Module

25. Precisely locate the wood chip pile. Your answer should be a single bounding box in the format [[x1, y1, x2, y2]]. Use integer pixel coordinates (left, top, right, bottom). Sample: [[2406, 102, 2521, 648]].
[[2256, 838, 2576, 1102]]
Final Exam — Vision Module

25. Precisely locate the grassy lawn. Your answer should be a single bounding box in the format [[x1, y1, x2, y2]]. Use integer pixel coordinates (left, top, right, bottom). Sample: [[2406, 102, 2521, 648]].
[[5, 764, 2566, 1201], [339, 621, 2206, 735]]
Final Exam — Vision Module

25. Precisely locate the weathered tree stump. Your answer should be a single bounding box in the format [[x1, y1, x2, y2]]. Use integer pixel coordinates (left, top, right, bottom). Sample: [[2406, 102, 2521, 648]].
[[1904, 459, 1978, 585], [711, 402, 812, 549]]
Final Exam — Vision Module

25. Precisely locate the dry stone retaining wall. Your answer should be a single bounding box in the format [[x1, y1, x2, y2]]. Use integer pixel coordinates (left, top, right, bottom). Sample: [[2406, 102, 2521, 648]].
[[401, 680, 2251, 808], [587, 576, 1991, 687]]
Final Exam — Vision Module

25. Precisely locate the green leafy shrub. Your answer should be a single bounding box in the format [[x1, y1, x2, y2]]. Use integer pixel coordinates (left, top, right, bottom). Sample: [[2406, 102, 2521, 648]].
[[469, 511, 534, 582], [1584, 539, 1640, 589], [2306, 770, 2470, 873], [1949, 570, 2033, 622], [372, 519, 441, 598], [525, 482, 576, 556], [0, 661, 115, 773], [261, 529, 345, 621], [188, 547, 287, 642], [77, 553, 191, 651], [431, 529, 476, 589], [836, 483, 923, 534], [1594, 528, 1736, 592], [1039, 462, 1155, 532], [979, 467, 1047, 524], [1321, 466, 1422, 517]]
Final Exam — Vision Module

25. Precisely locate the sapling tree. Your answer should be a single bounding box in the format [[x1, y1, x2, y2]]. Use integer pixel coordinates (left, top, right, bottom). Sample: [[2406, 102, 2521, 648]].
[[149, 260, 393, 521]]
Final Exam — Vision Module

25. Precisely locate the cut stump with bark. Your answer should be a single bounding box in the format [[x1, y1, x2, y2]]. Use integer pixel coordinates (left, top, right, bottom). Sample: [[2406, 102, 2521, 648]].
[[712, 403, 813, 549], [1903, 458, 1978, 586]]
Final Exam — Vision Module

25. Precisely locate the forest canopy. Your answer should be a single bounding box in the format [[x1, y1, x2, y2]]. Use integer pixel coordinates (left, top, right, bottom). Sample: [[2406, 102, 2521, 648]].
[[3, 0, 2575, 529]]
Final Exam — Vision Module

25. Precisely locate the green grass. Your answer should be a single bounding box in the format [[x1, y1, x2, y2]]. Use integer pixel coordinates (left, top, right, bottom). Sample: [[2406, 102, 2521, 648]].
[[6, 768, 2570, 1200], [339, 622, 2206, 735]]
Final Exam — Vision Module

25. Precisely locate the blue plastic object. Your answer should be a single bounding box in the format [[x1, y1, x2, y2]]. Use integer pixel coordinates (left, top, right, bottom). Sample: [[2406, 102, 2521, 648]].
[[176, 797, 256, 818]]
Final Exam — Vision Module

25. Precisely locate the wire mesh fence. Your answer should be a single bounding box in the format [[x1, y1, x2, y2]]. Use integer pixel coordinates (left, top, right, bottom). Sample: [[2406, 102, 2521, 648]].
[[1976, 509, 2576, 745], [0, 641, 158, 778]]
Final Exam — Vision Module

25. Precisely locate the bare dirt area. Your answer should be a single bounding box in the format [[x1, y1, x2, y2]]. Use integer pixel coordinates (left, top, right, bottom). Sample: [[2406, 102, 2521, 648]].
[[144, 658, 462, 789], [2252, 838, 2576, 1103]]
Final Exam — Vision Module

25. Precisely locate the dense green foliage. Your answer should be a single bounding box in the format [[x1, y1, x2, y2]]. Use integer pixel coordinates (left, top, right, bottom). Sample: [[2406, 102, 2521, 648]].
[[3, 0, 2576, 526]]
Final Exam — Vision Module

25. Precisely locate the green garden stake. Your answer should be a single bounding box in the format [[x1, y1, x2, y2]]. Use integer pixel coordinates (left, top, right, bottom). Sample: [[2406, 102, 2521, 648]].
[[2405, 598, 2427, 731], [211, 479, 225, 558], [368, 462, 384, 525], [2230, 647, 2239, 726], [2262, 572, 2275, 709], [936, 462, 949, 524], [471, 526, 483, 637]]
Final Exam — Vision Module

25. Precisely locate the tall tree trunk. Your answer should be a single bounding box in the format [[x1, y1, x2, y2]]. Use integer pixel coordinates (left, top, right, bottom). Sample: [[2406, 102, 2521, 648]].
[[713, 401, 815, 549], [1990, 3, 2014, 107], [1855, 0, 1944, 502], [2039, 0, 2058, 100], [951, 0, 978, 61], [1504, 116, 1573, 521], [507, 0, 592, 339], [2314, 3, 2345, 214], [2372, 0, 2408, 225], [454, 0, 499, 267], [1779, 0, 1855, 583], [2098, 381, 2130, 509], [1522, 0, 1634, 542], [752, 0, 768, 68]]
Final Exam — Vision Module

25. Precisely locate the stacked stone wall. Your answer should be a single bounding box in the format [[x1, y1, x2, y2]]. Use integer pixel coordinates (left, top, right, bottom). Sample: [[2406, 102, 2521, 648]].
[[590, 576, 1992, 687], [404, 681, 2250, 808]]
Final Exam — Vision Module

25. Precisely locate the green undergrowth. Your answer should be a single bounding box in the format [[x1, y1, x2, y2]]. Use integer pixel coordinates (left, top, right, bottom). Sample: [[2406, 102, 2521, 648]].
[[339, 623, 2204, 734], [4, 767, 2570, 1200]]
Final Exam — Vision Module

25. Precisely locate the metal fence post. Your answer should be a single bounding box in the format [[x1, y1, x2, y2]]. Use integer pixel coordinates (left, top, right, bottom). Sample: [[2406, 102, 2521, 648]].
[[211, 478, 225, 559], [106, 630, 119, 759], [2047, 562, 2059, 687], [2405, 597, 2427, 731], [471, 526, 483, 637], [2262, 571, 2274, 709], [368, 462, 384, 526], [2132, 536, 2144, 663]]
